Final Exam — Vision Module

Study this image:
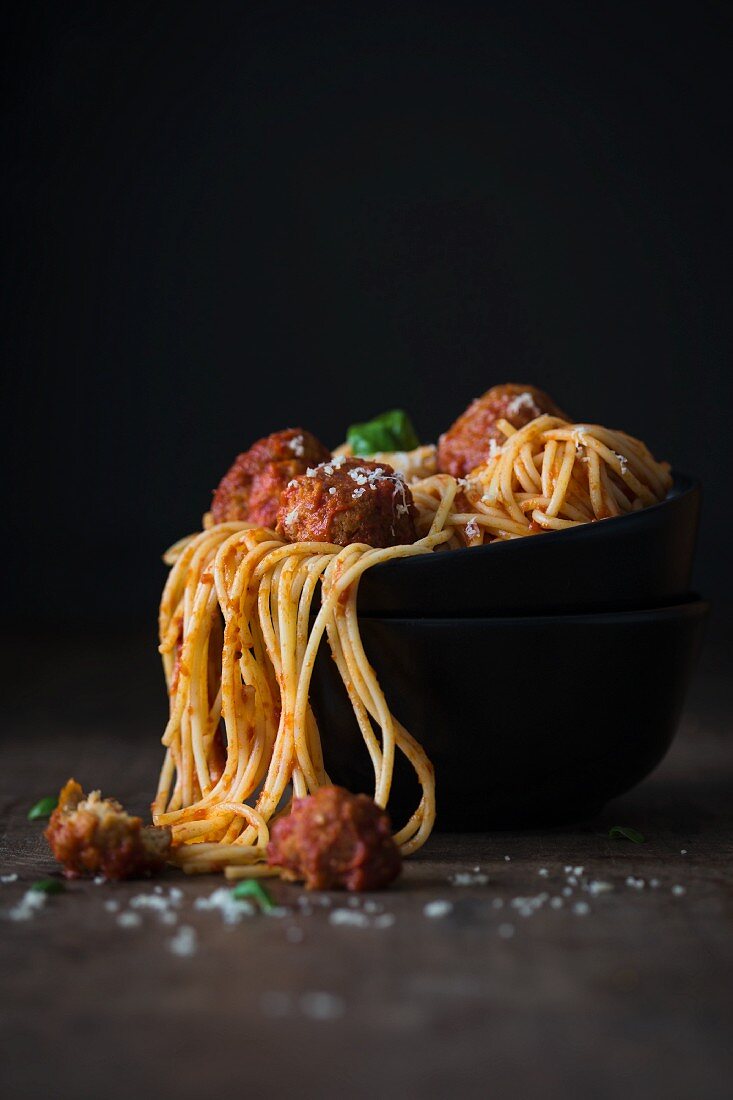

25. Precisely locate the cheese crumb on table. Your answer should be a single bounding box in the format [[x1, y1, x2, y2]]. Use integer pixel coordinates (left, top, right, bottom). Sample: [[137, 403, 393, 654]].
[[168, 925, 197, 957], [5, 890, 47, 922], [423, 900, 453, 919]]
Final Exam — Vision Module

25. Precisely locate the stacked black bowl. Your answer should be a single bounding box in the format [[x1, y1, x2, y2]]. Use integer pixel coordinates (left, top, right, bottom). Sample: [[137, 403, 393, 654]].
[[310, 473, 707, 829]]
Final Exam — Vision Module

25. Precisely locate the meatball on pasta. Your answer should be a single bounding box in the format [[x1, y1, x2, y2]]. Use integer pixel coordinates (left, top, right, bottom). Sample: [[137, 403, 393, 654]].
[[276, 455, 417, 548], [211, 428, 331, 528], [437, 383, 566, 478]]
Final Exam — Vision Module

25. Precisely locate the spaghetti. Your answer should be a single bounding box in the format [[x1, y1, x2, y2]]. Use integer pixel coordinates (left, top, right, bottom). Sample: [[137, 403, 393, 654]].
[[414, 415, 672, 548], [153, 416, 671, 878]]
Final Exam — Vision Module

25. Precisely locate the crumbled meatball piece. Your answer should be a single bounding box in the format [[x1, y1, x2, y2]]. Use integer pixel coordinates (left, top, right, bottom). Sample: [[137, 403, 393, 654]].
[[45, 779, 171, 880], [437, 383, 567, 478], [267, 786, 402, 891], [276, 457, 416, 548], [211, 428, 331, 527]]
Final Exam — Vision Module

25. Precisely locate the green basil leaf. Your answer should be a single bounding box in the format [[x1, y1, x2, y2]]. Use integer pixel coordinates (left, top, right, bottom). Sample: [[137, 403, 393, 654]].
[[28, 796, 58, 821], [31, 878, 65, 894], [347, 409, 420, 456], [609, 825, 645, 844], [231, 879, 275, 911]]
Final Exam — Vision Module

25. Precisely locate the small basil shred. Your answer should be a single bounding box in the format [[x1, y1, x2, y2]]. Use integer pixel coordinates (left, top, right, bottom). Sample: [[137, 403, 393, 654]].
[[31, 878, 65, 894], [28, 796, 58, 821], [231, 879, 275, 911], [346, 409, 420, 456], [609, 825, 646, 844]]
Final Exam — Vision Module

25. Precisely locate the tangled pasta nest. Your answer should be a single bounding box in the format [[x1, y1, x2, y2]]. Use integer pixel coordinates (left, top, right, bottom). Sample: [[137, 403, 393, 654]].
[[411, 414, 672, 548]]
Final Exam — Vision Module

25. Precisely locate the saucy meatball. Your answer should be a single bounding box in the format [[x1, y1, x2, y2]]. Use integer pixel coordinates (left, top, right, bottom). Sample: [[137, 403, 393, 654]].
[[437, 383, 567, 478], [211, 428, 331, 527], [267, 785, 402, 891], [45, 779, 171, 880], [276, 456, 417, 547]]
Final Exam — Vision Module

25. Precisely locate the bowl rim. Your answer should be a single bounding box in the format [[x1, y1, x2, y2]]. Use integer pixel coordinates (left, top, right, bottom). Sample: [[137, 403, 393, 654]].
[[380, 468, 700, 569], [355, 596, 710, 627]]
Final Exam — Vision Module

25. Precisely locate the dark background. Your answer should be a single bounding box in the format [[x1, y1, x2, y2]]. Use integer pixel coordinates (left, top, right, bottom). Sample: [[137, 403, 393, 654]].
[[2, 1, 731, 629]]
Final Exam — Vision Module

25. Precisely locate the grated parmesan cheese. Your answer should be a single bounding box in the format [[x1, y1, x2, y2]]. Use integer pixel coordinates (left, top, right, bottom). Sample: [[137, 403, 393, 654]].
[[194, 887, 255, 924], [168, 924, 197, 957], [423, 900, 453, 919], [329, 907, 395, 929], [586, 881, 613, 897], [450, 871, 488, 886], [129, 893, 171, 912], [126, 889, 182, 923], [509, 892, 548, 917], [116, 911, 142, 928], [4, 889, 46, 922], [505, 392, 537, 417], [329, 909, 368, 928]]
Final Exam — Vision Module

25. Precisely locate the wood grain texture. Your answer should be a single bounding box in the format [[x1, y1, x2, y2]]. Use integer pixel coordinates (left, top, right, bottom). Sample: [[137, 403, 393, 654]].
[[1, 632, 731, 1100]]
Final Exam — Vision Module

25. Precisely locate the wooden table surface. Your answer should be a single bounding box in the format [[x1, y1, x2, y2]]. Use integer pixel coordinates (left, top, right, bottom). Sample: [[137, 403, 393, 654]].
[[1, 630, 731, 1100]]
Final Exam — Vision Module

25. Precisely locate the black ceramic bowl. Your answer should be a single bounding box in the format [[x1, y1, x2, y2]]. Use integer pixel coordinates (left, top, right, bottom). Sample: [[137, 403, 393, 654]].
[[310, 600, 708, 830], [357, 472, 700, 617]]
